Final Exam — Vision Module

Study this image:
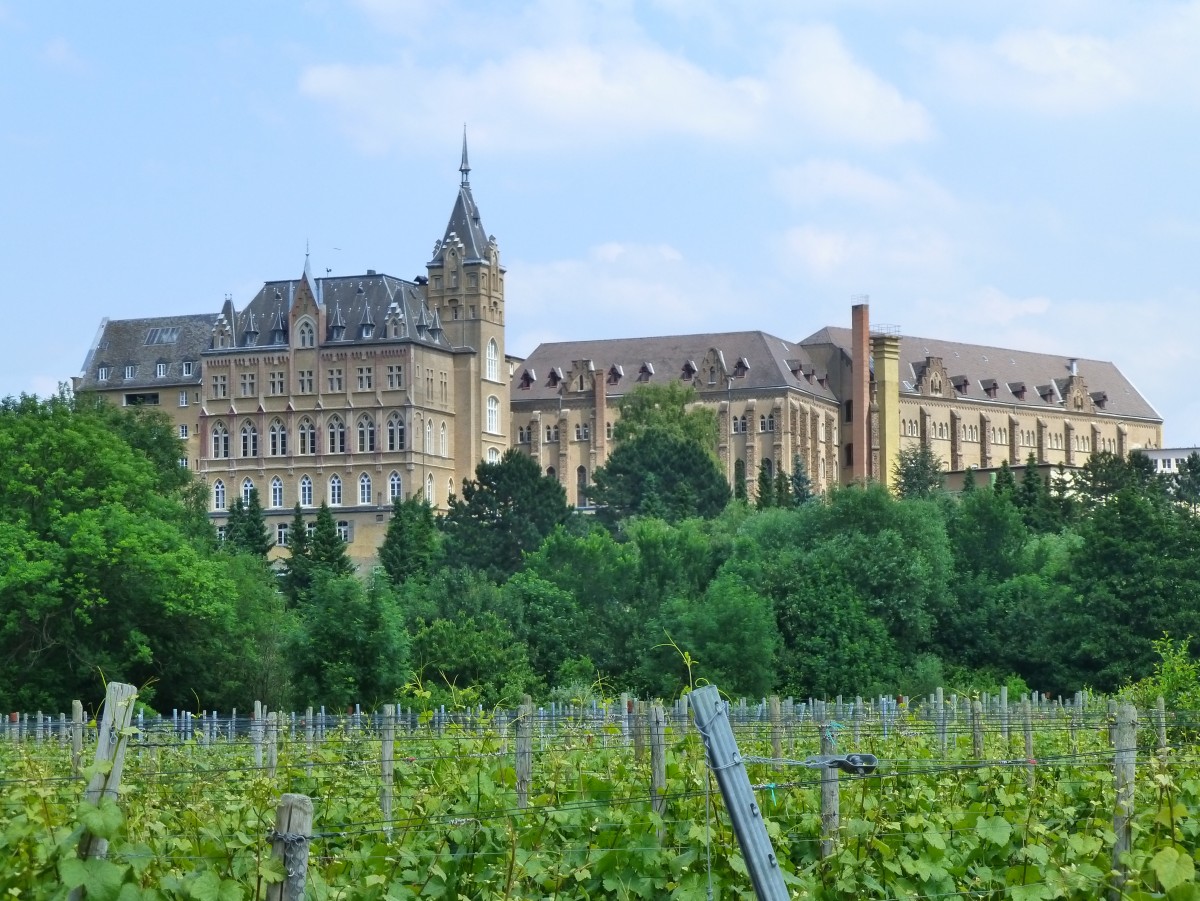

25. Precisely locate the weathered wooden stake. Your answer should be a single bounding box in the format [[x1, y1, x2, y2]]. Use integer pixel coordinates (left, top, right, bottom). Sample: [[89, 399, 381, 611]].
[[267, 793, 313, 901], [971, 700, 984, 760], [516, 695, 533, 809], [999, 686, 1009, 745], [649, 703, 667, 840], [935, 687, 947, 756], [1156, 696, 1168, 762], [68, 682, 137, 901], [1111, 703, 1137, 901], [381, 704, 395, 833], [266, 712, 279, 779], [1022, 698, 1035, 790], [820, 717, 839, 858], [305, 706, 314, 777], [769, 695, 782, 763], [71, 700, 84, 778]]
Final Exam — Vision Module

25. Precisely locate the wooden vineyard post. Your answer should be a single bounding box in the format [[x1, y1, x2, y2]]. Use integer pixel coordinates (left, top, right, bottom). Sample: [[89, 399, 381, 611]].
[[381, 704, 395, 834], [633, 700, 646, 763], [71, 700, 84, 778], [971, 700, 984, 760], [769, 695, 782, 764], [305, 706, 314, 777], [516, 695, 533, 809], [1156, 696, 1168, 762], [1022, 698, 1035, 790], [820, 716, 839, 858], [267, 793, 313, 901], [935, 687, 947, 757], [68, 682, 137, 901], [253, 701, 264, 771], [1111, 704, 1137, 901], [267, 712, 279, 780], [1000, 686, 1009, 746], [1106, 698, 1118, 753], [650, 703, 667, 840]]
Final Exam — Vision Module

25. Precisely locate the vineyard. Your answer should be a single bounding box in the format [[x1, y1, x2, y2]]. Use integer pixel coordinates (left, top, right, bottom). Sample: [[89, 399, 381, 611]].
[[3, 688, 1200, 900]]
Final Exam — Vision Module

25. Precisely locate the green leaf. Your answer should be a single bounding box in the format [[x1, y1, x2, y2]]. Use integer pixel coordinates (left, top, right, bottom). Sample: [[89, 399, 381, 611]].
[[1152, 846, 1195, 892], [77, 797, 124, 840], [58, 857, 129, 901], [975, 815, 1012, 846], [189, 869, 222, 901]]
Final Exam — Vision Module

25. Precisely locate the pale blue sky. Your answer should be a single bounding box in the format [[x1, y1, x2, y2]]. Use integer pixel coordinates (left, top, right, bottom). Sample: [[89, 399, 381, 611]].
[[2, 1, 1197, 440]]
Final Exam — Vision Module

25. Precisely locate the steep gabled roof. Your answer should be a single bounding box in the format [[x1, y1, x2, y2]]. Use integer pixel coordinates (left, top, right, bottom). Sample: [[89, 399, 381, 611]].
[[801, 326, 1160, 422], [511, 331, 839, 404], [77, 313, 217, 390]]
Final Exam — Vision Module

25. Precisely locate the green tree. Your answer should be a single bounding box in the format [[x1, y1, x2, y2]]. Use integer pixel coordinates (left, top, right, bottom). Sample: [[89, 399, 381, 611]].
[[790, 455, 815, 505], [755, 461, 775, 510], [378, 496, 439, 585], [993, 459, 1017, 496], [893, 444, 946, 499], [226, 488, 274, 558], [310, 502, 354, 576], [612, 382, 719, 457], [282, 504, 312, 604], [291, 570, 408, 708], [1015, 453, 1055, 532], [592, 429, 730, 522], [441, 448, 570, 580], [733, 458, 748, 502], [1174, 452, 1200, 513], [961, 467, 977, 494]]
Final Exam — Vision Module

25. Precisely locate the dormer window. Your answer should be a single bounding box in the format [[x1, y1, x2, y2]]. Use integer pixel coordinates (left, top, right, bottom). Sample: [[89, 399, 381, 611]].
[[124, 365, 135, 379], [733, 358, 750, 378], [361, 323, 374, 339], [638, 362, 654, 382], [518, 369, 536, 390], [607, 365, 623, 385], [681, 360, 697, 380], [1008, 381, 1026, 401], [576, 374, 587, 392], [981, 379, 998, 399], [1091, 391, 1108, 410], [156, 363, 168, 378], [331, 324, 345, 341], [547, 368, 563, 389], [98, 366, 110, 381], [1038, 384, 1054, 402], [951, 376, 969, 395]]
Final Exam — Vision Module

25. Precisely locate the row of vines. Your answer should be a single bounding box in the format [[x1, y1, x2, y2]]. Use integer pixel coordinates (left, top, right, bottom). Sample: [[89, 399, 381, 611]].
[[3, 703, 1200, 899]]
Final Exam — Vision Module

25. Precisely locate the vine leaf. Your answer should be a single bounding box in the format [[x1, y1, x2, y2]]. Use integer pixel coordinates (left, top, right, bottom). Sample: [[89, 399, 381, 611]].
[[975, 816, 1012, 846], [1151, 846, 1195, 892]]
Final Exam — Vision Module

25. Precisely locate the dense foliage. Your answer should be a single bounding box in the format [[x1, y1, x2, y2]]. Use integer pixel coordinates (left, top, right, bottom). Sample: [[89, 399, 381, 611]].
[[4, 392, 1200, 713]]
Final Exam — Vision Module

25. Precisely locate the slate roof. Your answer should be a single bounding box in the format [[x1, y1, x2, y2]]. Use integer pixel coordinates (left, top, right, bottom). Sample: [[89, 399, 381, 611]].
[[78, 313, 219, 390], [511, 331, 840, 405], [224, 272, 453, 351], [801, 326, 1161, 422], [430, 179, 492, 265]]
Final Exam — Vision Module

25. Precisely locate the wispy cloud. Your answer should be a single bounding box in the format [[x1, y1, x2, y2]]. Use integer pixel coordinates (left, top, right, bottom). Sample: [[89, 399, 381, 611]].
[[42, 37, 88, 74]]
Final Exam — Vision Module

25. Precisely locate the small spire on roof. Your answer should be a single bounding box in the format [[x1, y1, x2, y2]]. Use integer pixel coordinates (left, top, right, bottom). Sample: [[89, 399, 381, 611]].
[[460, 124, 470, 185]]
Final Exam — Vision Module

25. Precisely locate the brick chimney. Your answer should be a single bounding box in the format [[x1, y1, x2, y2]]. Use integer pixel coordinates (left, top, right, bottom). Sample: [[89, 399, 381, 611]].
[[851, 302, 870, 482]]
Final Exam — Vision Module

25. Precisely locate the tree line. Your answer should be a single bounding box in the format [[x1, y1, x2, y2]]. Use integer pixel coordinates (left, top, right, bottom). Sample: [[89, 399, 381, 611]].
[[3, 388, 1199, 713]]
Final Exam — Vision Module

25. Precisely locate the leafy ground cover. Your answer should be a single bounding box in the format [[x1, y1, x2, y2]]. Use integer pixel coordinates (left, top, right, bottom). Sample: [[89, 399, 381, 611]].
[[3, 707, 1199, 899]]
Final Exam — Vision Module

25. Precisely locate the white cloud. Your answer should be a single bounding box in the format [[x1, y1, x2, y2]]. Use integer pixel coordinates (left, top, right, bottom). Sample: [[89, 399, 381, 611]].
[[42, 37, 87, 74], [300, 16, 930, 154], [775, 159, 956, 212], [921, 3, 1200, 114], [506, 242, 747, 353], [781, 224, 952, 279]]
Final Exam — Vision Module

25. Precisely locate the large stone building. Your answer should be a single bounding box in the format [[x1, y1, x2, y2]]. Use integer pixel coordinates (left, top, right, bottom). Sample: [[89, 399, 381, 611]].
[[77, 149, 1164, 562]]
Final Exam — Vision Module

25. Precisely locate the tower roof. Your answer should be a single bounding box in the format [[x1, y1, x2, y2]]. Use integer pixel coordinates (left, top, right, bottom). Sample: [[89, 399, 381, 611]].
[[432, 136, 491, 265]]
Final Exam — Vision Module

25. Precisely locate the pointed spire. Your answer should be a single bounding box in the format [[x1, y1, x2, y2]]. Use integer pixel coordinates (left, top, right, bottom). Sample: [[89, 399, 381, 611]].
[[459, 125, 470, 185]]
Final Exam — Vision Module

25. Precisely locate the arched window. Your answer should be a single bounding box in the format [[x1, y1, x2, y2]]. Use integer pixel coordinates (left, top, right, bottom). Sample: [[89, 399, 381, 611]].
[[389, 471, 402, 501], [576, 466, 588, 507], [357, 414, 375, 453], [486, 395, 500, 433], [241, 421, 258, 457], [329, 474, 342, 506], [327, 416, 346, 453], [269, 419, 287, 456], [298, 418, 317, 455], [241, 478, 255, 505], [486, 338, 498, 380], [425, 420, 432, 452], [426, 473, 435, 505], [297, 320, 315, 348], [447, 477, 454, 501], [547, 466, 556, 479], [212, 479, 226, 511], [488, 447, 501, 462], [388, 413, 405, 451], [270, 476, 284, 508], [359, 473, 372, 505], [763, 458, 773, 479], [440, 421, 448, 456], [300, 474, 313, 507], [211, 422, 229, 459]]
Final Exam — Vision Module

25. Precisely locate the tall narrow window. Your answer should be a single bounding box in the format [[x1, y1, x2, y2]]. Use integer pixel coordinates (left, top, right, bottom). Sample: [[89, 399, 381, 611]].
[[300, 475, 313, 507], [240, 422, 258, 457], [440, 421, 447, 456], [329, 474, 342, 506], [211, 422, 230, 459], [486, 338, 498, 380], [327, 416, 346, 453], [359, 473, 372, 505], [426, 473, 435, 505], [270, 477, 284, 508], [486, 395, 500, 433], [389, 471, 402, 500], [388, 413, 405, 451], [212, 479, 226, 511], [269, 419, 287, 456], [241, 478, 255, 504], [425, 421, 432, 451], [576, 466, 589, 507], [297, 320, 315, 348], [357, 414, 376, 453], [298, 418, 316, 455]]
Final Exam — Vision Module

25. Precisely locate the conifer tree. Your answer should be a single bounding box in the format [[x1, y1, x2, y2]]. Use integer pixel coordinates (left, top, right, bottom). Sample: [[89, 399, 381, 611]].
[[774, 469, 791, 507], [226, 488, 273, 558], [961, 466, 977, 494], [993, 459, 1017, 496], [282, 503, 312, 604], [379, 495, 438, 586], [733, 459, 748, 502], [755, 461, 775, 510], [790, 454, 815, 505], [309, 502, 354, 576]]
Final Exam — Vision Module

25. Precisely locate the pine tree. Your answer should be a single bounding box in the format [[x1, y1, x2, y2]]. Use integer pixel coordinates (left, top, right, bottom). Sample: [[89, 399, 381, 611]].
[[961, 466, 976, 494], [755, 461, 775, 510], [282, 503, 312, 604], [1016, 453, 1053, 531], [379, 496, 438, 586], [225, 489, 273, 557], [893, 444, 946, 499], [774, 469, 791, 507], [309, 502, 354, 576], [733, 459, 748, 502], [790, 454, 815, 505], [993, 459, 1017, 496]]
